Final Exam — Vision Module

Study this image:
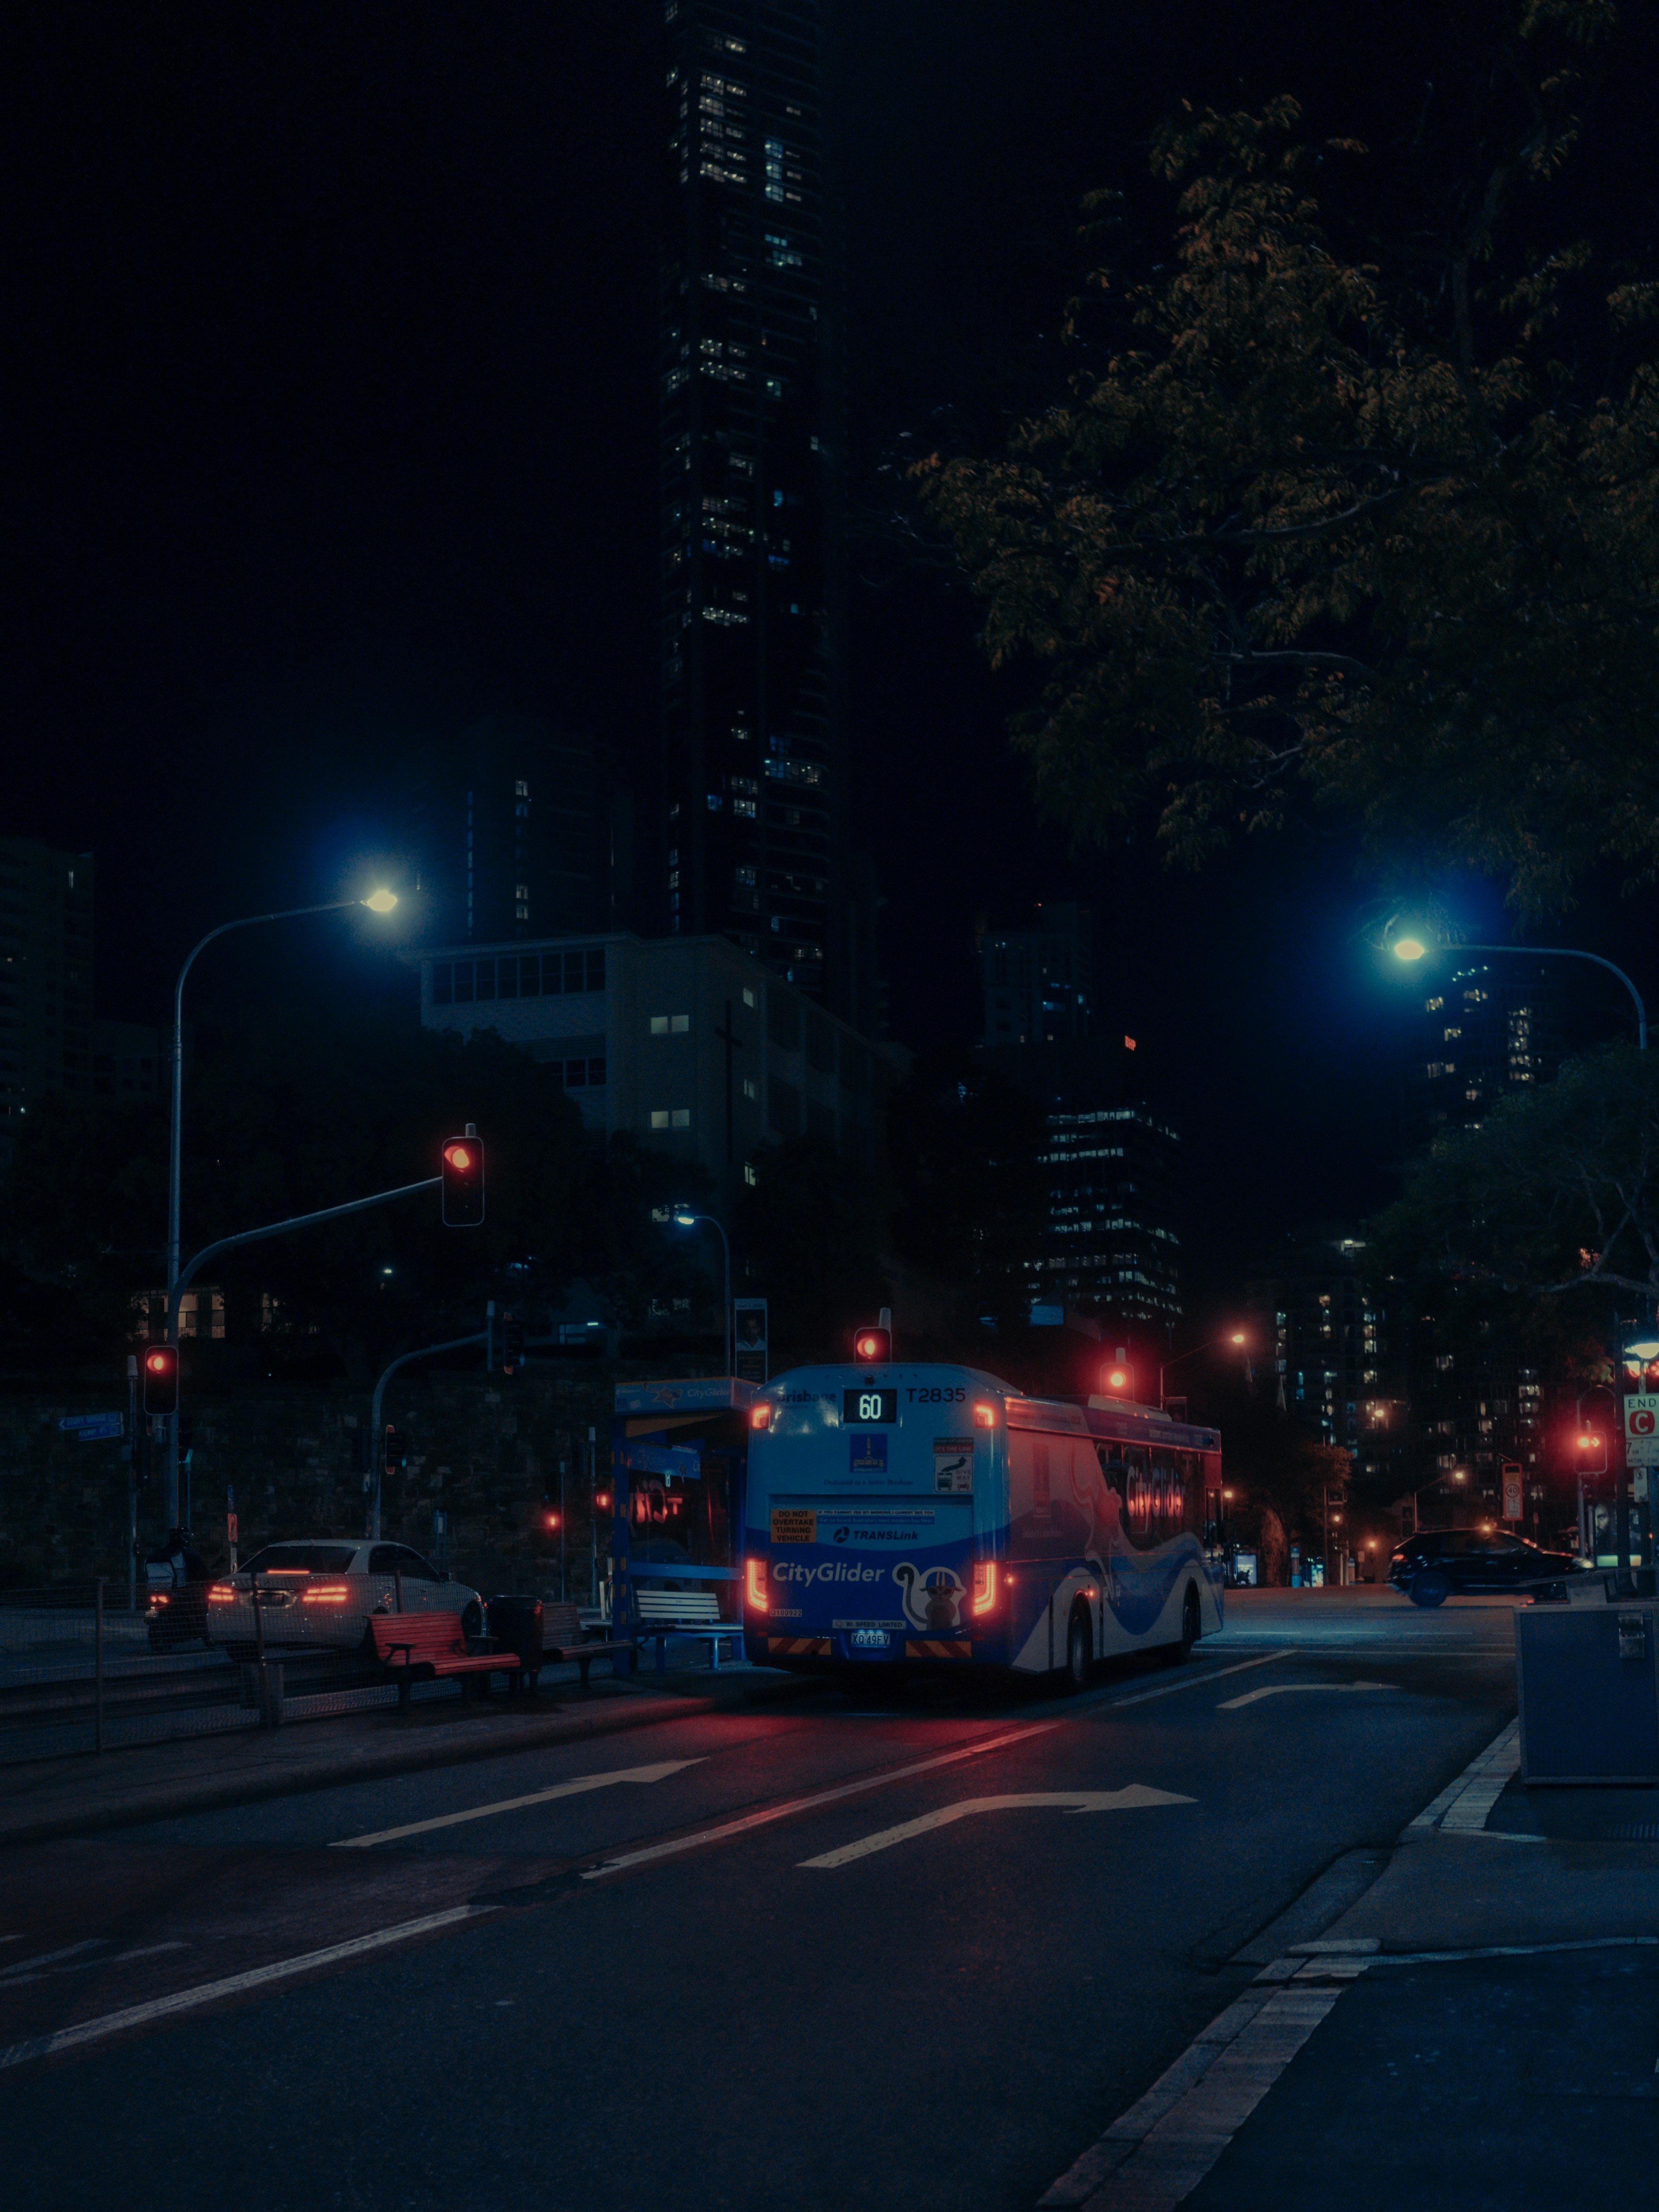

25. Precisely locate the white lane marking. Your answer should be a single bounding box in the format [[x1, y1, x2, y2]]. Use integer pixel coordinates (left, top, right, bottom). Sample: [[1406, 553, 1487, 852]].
[[582, 1720, 1064, 1879], [0, 1940, 189, 1988], [1377, 1934, 1659, 1964], [330, 1759, 706, 1848], [1219, 1679, 1387, 1711], [1404, 1718, 1519, 1836], [1091, 1651, 1294, 1710], [580, 1652, 1289, 1883], [1038, 1971, 1346, 2209], [800, 1785, 1194, 1868], [0, 1940, 105, 1980], [0, 1906, 494, 2072]]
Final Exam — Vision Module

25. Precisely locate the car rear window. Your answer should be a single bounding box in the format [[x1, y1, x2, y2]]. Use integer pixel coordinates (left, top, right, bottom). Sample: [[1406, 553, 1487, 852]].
[[241, 1544, 358, 1575]]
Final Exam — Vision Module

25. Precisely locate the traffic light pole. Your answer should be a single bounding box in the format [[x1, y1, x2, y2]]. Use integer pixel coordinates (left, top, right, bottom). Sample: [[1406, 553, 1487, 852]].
[[367, 1332, 488, 1543], [163, 1174, 441, 1527], [164, 898, 367, 1528]]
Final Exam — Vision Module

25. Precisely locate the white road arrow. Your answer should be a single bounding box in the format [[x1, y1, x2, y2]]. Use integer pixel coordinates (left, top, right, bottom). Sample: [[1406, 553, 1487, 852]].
[[1219, 1681, 1387, 1711], [799, 1785, 1193, 1869], [331, 1759, 705, 1848]]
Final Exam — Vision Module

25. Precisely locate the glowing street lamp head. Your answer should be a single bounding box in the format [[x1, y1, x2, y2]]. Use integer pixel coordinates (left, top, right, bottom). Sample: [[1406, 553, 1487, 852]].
[[672, 1208, 698, 1228], [1228, 1331, 1246, 1345], [1392, 935, 1426, 962], [362, 889, 399, 914]]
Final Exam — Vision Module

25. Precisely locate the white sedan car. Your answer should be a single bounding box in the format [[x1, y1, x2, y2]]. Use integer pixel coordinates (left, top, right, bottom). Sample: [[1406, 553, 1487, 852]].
[[206, 1539, 484, 1656]]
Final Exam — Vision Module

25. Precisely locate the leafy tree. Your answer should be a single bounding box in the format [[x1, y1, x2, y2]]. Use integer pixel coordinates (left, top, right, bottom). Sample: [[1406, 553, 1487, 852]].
[[1369, 1041, 1659, 1326], [912, 2, 1659, 916], [733, 1134, 890, 1366], [0, 998, 663, 1378], [885, 1051, 1049, 1330]]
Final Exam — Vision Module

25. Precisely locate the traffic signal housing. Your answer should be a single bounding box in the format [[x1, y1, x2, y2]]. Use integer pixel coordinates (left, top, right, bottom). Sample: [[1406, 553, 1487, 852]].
[[501, 1309, 526, 1374], [1099, 1360, 1135, 1400], [142, 1344, 179, 1416], [853, 1324, 892, 1364], [1572, 1428, 1608, 1479], [383, 1427, 409, 1474], [441, 1126, 485, 1226]]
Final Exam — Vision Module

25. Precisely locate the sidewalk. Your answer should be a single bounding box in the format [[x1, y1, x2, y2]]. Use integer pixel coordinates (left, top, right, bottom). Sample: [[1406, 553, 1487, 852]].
[[0, 1658, 817, 1850], [1053, 1718, 1659, 2212]]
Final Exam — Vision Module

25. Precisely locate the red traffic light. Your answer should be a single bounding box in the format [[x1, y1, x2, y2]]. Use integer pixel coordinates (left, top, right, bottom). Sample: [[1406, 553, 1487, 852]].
[[142, 1344, 179, 1416], [1572, 1429, 1608, 1475], [853, 1326, 892, 1364], [440, 1127, 485, 1226], [1100, 1363, 1133, 1396]]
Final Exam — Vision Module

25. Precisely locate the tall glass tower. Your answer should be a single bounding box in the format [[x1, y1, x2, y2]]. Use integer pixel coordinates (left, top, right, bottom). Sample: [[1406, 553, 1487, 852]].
[[659, 0, 853, 1013]]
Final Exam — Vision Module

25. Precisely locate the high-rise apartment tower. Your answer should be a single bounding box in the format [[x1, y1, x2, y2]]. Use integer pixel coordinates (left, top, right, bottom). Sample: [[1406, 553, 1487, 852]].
[[659, 1, 858, 1016]]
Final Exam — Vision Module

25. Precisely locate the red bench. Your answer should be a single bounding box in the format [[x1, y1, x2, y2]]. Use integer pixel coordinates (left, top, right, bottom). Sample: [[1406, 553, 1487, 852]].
[[369, 1610, 519, 1710]]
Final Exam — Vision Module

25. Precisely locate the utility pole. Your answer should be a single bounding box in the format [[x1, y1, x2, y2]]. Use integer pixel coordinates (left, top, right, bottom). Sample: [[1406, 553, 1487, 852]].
[[125, 1354, 139, 1613]]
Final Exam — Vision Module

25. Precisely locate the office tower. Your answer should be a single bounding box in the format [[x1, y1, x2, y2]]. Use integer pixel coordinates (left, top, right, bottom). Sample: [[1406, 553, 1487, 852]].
[[401, 715, 601, 946], [0, 837, 94, 1123], [1416, 956, 1565, 1137], [659, 1, 856, 1015], [979, 903, 1094, 1045]]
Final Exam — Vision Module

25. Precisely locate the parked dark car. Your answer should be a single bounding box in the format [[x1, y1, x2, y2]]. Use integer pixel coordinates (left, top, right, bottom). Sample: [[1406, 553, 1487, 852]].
[[1388, 1528, 1581, 1606]]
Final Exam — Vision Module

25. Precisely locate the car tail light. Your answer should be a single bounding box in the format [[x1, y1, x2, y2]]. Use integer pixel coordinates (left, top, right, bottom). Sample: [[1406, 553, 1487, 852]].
[[972, 1561, 998, 1614], [745, 1558, 768, 1611], [302, 1584, 350, 1603], [149, 1592, 169, 1608], [208, 1583, 234, 1600], [750, 1403, 772, 1431]]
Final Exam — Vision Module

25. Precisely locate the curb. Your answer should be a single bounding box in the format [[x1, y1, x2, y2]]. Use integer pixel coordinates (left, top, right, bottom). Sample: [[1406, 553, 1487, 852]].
[[0, 1670, 826, 1850]]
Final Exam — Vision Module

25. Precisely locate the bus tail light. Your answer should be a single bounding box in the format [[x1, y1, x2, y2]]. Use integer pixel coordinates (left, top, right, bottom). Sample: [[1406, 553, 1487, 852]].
[[745, 1558, 769, 1611], [972, 1561, 998, 1614], [750, 1403, 772, 1431], [973, 1403, 997, 1429]]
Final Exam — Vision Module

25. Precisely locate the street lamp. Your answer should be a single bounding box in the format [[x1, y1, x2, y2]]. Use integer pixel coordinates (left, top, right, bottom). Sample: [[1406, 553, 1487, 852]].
[[1159, 1331, 1248, 1409], [1385, 917, 1646, 1050], [164, 889, 399, 1524], [671, 1206, 732, 1376]]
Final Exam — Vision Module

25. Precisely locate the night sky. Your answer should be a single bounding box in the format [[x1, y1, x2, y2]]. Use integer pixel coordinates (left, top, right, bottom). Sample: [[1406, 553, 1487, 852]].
[[9, 2, 1657, 1310]]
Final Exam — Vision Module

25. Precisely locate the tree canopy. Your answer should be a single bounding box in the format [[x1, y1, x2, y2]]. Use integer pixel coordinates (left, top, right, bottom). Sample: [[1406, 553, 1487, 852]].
[[912, 1, 1659, 916], [1369, 1042, 1659, 1335]]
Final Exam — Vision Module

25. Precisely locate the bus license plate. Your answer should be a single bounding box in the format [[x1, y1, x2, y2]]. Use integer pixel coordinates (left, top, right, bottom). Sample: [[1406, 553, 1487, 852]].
[[851, 1629, 889, 1650]]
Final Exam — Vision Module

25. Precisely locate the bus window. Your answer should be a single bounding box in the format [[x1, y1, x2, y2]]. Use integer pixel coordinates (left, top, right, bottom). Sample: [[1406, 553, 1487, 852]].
[[1096, 1444, 1127, 1500]]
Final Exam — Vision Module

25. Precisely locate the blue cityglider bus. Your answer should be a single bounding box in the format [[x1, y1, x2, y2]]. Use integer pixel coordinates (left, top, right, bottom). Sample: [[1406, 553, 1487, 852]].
[[742, 1363, 1225, 1684]]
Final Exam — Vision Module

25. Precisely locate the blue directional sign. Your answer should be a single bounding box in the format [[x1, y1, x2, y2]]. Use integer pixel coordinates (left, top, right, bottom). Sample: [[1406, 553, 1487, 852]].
[[58, 1412, 125, 1441]]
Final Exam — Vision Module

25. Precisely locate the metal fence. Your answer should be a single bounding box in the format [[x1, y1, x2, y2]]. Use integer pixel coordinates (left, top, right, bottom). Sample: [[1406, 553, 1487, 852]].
[[0, 1578, 498, 1767]]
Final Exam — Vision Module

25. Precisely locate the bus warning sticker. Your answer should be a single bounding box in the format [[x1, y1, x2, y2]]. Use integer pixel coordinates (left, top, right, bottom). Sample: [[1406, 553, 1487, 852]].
[[771, 1508, 817, 1545], [934, 1438, 974, 1493]]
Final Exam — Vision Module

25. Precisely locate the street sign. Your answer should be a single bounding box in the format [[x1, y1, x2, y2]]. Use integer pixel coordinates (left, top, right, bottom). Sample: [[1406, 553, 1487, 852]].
[[58, 1412, 125, 1441], [1501, 1464, 1524, 1520], [1624, 1395, 1659, 1464]]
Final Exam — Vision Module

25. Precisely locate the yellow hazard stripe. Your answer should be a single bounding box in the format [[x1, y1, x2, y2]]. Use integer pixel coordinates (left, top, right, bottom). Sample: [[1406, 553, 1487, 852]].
[[768, 1636, 830, 1655], [905, 1639, 972, 1659]]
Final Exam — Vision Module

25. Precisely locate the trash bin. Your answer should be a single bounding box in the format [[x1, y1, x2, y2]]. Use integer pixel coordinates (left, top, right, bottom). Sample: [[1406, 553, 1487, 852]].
[[486, 1594, 543, 1691], [1517, 1596, 1659, 1782]]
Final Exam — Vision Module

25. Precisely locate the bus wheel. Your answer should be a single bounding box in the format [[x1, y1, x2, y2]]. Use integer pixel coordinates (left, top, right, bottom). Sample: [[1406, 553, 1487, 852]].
[[1180, 1583, 1200, 1658], [1065, 1605, 1092, 1690]]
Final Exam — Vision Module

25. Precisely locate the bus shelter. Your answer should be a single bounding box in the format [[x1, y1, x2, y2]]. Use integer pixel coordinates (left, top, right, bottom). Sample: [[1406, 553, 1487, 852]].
[[610, 1378, 756, 1672]]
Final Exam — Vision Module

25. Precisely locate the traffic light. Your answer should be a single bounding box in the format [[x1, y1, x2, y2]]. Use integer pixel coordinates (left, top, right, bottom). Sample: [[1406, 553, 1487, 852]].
[[383, 1426, 408, 1473], [501, 1309, 526, 1374], [142, 1344, 178, 1416], [1099, 1359, 1134, 1399], [441, 1126, 485, 1226], [853, 1324, 892, 1364], [1572, 1429, 1608, 1478]]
